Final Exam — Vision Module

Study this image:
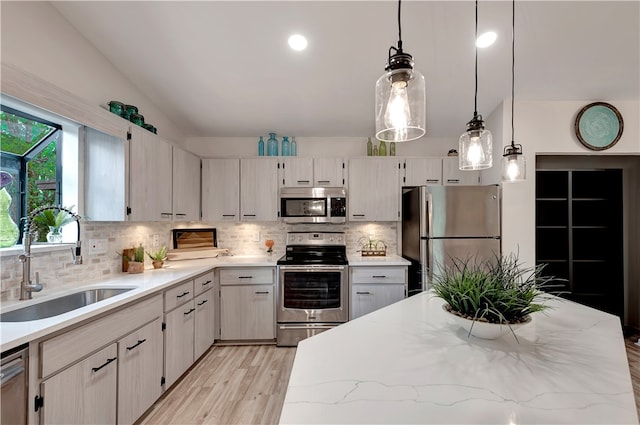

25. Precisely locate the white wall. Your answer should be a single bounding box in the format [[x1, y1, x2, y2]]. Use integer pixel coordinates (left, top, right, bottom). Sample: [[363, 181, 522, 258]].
[[185, 136, 459, 158], [484, 99, 639, 269], [0, 1, 185, 144]]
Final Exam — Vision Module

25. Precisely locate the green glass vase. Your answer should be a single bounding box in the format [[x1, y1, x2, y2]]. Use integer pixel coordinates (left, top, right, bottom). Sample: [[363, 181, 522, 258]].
[[0, 188, 19, 247]]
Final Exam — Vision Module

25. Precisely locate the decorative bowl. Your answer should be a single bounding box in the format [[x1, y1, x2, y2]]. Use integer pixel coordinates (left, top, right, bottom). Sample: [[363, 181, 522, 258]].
[[443, 304, 531, 340]]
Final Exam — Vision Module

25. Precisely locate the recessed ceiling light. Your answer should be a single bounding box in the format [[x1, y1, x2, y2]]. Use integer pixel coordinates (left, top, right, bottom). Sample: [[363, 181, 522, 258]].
[[288, 34, 308, 51], [476, 31, 497, 48]]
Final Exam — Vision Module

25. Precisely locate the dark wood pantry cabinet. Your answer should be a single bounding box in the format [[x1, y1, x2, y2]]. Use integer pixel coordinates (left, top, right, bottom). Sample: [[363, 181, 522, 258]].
[[536, 169, 623, 318]]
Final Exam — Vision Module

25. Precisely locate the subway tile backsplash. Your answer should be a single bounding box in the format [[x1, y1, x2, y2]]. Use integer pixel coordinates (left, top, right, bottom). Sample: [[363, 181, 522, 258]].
[[0, 221, 398, 301]]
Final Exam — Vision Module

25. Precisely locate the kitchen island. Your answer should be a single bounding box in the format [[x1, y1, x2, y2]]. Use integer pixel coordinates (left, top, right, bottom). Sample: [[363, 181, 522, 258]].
[[280, 291, 638, 424]]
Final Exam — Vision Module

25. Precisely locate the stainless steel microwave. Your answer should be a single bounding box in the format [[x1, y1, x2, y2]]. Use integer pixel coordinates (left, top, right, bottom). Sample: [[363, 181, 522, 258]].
[[280, 187, 347, 224]]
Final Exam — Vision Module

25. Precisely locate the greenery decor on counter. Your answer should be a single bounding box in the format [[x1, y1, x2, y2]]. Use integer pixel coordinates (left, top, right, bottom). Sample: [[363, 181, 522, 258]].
[[146, 245, 167, 269], [432, 252, 558, 339], [121, 243, 145, 274]]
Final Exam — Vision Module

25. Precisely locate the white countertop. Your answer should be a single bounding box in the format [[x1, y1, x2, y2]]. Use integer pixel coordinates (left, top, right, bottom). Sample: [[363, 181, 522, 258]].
[[347, 254, 410, 267], [0, 255, 277, 352], [280, 291, 638, 424]]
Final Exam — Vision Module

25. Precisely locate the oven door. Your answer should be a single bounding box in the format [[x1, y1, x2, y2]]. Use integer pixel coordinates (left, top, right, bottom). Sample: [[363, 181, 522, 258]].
[[278, 265, 348, 323]]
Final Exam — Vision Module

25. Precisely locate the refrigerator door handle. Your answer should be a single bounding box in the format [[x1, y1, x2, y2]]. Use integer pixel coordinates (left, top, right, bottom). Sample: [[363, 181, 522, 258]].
[[420, 238, 429, 292]]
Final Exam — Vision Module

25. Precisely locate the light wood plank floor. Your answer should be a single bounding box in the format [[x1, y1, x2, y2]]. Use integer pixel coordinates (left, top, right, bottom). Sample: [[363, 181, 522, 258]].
[[140, 338, 640, 425], [137, 345, 296, 425]]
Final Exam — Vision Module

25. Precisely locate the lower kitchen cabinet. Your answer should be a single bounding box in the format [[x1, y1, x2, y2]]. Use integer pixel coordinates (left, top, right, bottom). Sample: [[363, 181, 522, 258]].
[[219, 267, 275, 341], [117, 318, 163, 425], [194, 289, 215, 360], [40, 343, 118, 425], [349, 266, 408, 320], [164, 288, 195, 389]]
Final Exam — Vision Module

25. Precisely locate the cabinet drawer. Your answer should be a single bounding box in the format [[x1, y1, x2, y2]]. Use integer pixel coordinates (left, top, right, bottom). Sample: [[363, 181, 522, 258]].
[[350, 267, 406, 284], [164, 280, 194, 311], [40, 295, 162, 379], [219, 268, 274, 285], [194, 271, 214, 296]]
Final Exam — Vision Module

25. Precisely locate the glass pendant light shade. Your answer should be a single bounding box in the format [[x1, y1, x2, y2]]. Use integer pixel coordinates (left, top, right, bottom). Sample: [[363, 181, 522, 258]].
[[375, 67, 426, 142], [501, 143, 526, 182], [459, 115, 493, 170]]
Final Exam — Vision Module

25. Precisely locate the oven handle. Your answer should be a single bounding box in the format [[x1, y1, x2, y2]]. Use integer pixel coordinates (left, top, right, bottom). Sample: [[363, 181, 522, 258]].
[[277, 324, 336, 330], [279, 265, 346, 272]]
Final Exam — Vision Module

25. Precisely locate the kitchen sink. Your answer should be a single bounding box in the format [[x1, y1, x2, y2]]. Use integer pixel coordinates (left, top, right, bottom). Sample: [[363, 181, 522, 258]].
[[0, 287, 136, 322]]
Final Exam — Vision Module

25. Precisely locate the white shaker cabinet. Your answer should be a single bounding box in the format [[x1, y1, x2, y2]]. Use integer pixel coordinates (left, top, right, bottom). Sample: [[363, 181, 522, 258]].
[[172, 146, 201, 221], [202, 158, 240, 221], [403, 157, 443, 186], [442, 157, 481, 185], [348, 158, 400, 221], [40, 344, 118, 425], [163, 280, 195, 389], [219, 268, 275, 341], [349, 266, 407, 320], [129, 125, 173, 221], [240, 158, 279, 221], [313, 158, 345, 187], [117, 318, 163, 425]]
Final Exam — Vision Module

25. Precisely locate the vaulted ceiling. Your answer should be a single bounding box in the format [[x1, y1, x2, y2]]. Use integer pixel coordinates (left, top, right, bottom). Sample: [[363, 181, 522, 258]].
[[52, 1, 639, 139]]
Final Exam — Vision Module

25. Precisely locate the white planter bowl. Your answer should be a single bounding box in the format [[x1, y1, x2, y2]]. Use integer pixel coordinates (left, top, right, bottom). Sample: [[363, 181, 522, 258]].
[[443, 305, 531, 340]]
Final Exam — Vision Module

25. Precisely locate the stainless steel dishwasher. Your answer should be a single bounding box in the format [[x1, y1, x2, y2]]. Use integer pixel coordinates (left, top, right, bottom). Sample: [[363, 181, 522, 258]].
[[1, 344, 28, 425]]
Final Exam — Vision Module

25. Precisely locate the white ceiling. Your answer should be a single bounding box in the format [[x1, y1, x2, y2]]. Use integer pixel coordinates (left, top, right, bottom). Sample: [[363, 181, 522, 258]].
[[52, 1, 639, 139]]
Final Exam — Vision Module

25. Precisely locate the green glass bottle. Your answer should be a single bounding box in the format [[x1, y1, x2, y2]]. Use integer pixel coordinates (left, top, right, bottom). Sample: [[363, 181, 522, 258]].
[[379, 141, 387, 156], [0, 188, 19, 248], [367, 137, 373, 156], [390, 142, 396, 156]]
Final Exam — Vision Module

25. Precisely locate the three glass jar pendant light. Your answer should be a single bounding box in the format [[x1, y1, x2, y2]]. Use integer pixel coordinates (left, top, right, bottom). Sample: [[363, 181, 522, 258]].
[[374, 0, 525, 181]]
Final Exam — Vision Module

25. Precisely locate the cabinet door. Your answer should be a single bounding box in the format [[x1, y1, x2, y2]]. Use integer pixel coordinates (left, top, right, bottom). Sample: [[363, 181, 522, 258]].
[[117, 318, 163, 425], [194, 289, 215, 360], [240, 158, 278, 221], [442, 157, 480, 185], [348, 158, 400, 221], [403, 158, 442, 186], [350, 284, 405, 320], [314, 158, 344, 187], [220, 284, 274, 340], [129, 126, 173, 221], [282, 157, 313, 187], [41, 344, 117, 425], [164, 301, 195, 388], [172, 146, 201, 221], [202, 158, 240, 221]]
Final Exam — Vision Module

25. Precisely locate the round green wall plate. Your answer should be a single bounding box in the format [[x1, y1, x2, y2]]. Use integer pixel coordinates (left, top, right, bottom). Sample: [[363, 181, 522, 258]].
[[575, 102, 623, 151]]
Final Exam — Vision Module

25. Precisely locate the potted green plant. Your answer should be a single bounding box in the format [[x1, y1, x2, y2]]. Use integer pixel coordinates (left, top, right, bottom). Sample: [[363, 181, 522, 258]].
[[127, 244, 145, 274], [432, 252, 557, 340], [32, 207, 76, 243], [146, 245, 167, 269]]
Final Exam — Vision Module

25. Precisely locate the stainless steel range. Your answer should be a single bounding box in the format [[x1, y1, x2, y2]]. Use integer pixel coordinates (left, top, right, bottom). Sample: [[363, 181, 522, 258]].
[[276, 231, 348, 347]]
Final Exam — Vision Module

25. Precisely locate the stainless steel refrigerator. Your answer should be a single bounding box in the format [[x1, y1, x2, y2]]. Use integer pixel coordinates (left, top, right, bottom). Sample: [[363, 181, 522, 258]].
[[402, 185, 501, 295]]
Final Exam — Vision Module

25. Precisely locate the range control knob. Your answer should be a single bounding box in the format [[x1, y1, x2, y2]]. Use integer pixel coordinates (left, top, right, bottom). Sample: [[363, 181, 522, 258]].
[[298, 236, 303, 242]]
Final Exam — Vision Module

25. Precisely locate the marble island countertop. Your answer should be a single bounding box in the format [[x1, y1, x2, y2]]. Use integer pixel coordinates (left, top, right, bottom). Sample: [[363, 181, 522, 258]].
[[280, 291, 638, 424]]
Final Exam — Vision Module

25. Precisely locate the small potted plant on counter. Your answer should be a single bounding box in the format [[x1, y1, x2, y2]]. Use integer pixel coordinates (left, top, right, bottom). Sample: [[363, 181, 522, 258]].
[[126, 244, 145, 274], [146, 245, 167, 269], [432, 252, 559, 340]]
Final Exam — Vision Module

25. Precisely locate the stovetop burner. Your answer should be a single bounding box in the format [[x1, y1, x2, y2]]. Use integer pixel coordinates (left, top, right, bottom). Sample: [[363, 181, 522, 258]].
[[277, 231, 347, 265]]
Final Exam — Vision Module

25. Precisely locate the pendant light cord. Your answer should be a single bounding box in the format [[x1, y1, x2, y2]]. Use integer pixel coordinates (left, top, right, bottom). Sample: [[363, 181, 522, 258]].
[[397, 0, 403, 51], [511, 0, 515, 147], [474, 0, 478, 117]]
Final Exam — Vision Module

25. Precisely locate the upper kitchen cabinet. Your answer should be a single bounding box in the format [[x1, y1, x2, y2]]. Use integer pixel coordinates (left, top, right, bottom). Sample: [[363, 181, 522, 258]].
[[84, 127, 128, 221], [172, 146, 201, 221], [348, 157, 400, 221], [281, 157, 345, 188], [202, 158, 240, 221], [442, 157, 481, 185], [240, 158, 279, 221], [402, 157, 443, 186], [128, 125, 173, 221]]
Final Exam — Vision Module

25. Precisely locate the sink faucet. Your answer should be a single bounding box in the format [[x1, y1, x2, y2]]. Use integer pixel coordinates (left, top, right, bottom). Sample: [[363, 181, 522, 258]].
[[19, 205, 82, 300]]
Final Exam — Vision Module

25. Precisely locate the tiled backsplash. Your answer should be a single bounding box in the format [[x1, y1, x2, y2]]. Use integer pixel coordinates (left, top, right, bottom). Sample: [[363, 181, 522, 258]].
[[1, 221, 398, 301]]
